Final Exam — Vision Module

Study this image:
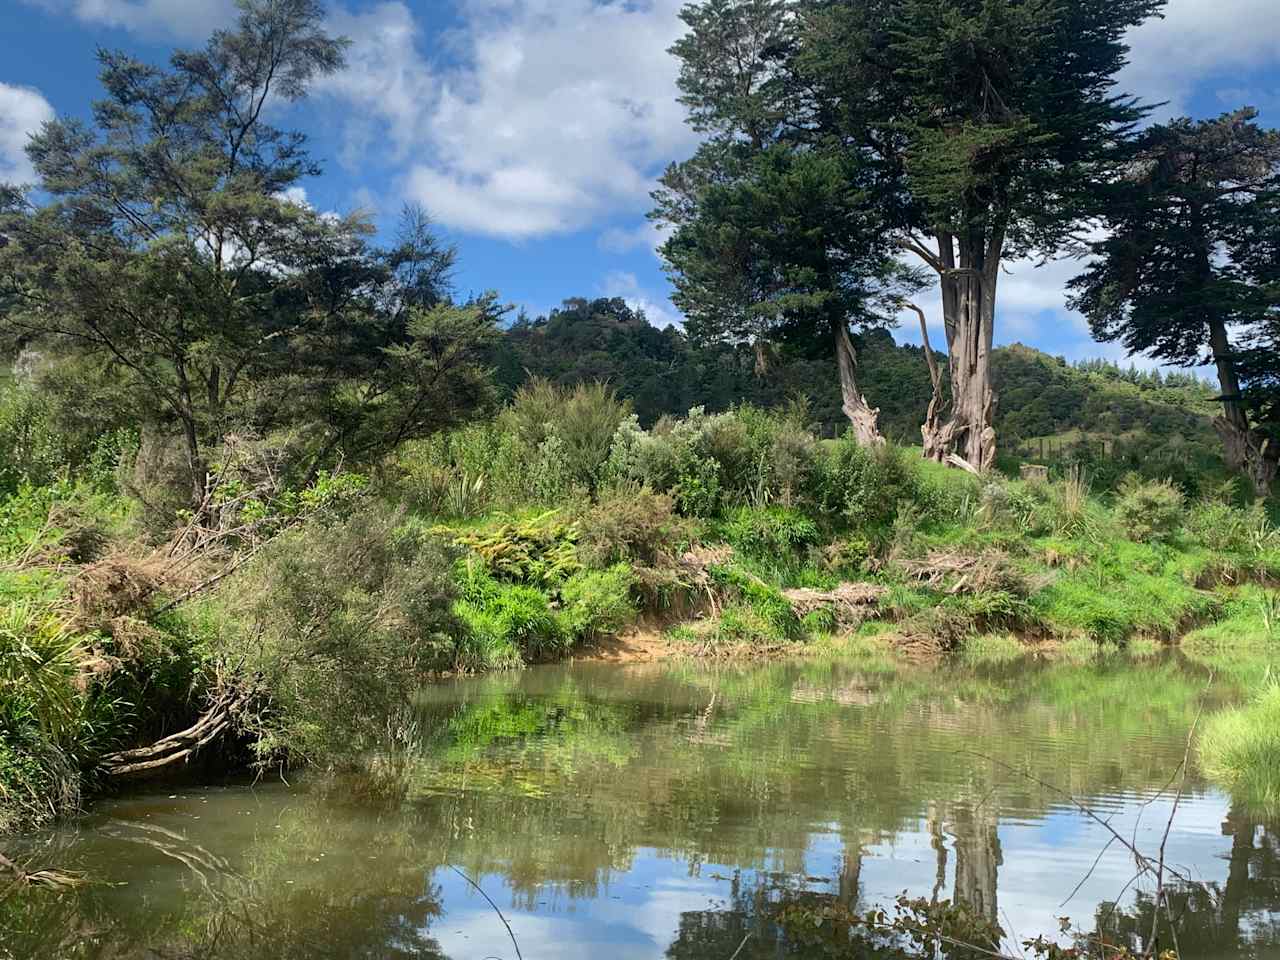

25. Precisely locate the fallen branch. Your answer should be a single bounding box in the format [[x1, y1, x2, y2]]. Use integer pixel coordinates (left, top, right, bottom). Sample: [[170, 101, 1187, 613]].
[[100, 688, 245, 778]]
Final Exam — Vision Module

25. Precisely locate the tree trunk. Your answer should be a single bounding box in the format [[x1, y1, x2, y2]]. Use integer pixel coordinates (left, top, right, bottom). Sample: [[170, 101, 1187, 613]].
[[903, 302, 947, 460], [1214, 417, 1278, 499], [1209, 317, 1276, 497], [921, 232, 1000, 473], [833, 320, 884, 446]]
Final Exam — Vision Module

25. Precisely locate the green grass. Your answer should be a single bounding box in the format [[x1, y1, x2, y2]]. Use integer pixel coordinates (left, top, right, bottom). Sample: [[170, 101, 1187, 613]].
[[1198, 684, 1280, 813], [959, 633, 1028, 665]]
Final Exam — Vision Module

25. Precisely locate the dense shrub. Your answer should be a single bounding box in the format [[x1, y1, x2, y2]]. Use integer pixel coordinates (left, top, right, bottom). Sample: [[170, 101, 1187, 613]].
[[573, 487, 689, 568], [815, 439, 921, 532], [1114, 475, 1185, 543], [500, 379, 630, 489], [225, 508, 463, 765], [558, 564, 636, 641], [724, 505, 820, 556]]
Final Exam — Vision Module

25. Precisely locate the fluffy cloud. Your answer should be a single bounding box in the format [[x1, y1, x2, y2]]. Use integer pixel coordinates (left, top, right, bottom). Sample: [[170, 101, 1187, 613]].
[[22, 0, 236, 40], [0, 82, 55, 185], [321, 0, 696, 239], [1121, 0, 1280, 114]]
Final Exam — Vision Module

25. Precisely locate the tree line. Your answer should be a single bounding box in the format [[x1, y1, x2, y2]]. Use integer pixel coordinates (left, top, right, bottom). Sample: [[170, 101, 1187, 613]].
[[0, 0, 1276, 510]]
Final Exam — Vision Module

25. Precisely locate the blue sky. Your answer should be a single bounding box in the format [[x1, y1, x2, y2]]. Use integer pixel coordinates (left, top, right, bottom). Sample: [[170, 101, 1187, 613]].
[[3, 0, 1280, 367]]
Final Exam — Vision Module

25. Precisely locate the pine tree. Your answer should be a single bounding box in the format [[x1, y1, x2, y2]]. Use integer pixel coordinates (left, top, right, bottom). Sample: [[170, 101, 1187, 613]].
[[1069, 109, 1280, 495]]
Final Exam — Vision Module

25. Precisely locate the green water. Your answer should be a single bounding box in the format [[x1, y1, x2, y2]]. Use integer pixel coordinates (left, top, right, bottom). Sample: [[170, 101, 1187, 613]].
[[5, 653, 1279, 959]]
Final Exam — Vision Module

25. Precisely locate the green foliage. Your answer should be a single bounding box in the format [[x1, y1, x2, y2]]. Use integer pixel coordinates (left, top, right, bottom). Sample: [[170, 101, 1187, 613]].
[[816, 439, 922, 532], [224, 508, 463, 766], [558, 565, 637, 642], [1114, 475, 1185, 544], [446, 512, 581, 587], [723, 505, 820, 556], [499, 379, 630, 490], [574, 488, 689, 568]]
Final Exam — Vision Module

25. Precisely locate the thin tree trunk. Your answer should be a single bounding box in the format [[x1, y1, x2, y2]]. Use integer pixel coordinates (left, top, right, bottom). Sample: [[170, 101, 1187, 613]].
[[903, 302, 947, 459], [833, 320, 884, 446]]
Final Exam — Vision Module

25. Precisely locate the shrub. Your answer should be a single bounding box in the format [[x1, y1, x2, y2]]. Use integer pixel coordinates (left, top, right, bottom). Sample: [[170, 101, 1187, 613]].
[[223, 508, 463, 766], [558, 564, 636, 642], [499, 379, 630, 489], [1114, 475, 1184, 544], [448, 512, 581, 587], [723, 505, 820, 556], [574, 487, 689, 568], [815, 439, 920, 532]]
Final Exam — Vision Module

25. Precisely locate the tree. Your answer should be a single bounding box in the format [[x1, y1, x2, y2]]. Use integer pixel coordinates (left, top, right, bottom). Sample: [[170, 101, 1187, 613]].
[[656, 1, 916, 445], [0, 1, 495, 510], [795, 0, 1163, 470], [1069, 109, 1280, 495], [656, 142, 919, 444]]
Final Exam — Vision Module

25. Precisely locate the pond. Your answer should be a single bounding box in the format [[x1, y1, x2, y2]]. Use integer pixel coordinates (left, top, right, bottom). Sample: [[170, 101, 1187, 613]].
[[5, 652, 1279, 960]]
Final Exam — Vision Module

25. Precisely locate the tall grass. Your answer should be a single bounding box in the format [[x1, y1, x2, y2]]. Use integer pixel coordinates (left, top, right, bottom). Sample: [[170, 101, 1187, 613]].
[[1198, 683, 1280, 811]]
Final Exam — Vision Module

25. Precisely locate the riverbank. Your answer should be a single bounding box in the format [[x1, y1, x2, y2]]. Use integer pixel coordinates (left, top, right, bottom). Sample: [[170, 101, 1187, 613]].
[[3, 388, 1279, 835]]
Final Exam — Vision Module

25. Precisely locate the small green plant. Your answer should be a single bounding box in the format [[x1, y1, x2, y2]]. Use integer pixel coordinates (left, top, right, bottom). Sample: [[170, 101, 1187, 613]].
[[558, 564, 636, 642]]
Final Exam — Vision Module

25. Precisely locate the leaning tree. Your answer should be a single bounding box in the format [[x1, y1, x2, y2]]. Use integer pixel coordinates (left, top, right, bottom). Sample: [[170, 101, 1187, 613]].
[[661, 0, 1164, 469], [1069, 109, 1280, 496]]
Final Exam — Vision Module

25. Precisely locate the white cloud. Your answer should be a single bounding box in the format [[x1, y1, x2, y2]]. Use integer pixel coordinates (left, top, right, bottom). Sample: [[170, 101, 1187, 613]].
[[599, 219, 670, 258], [320, 0, 696, 240], [22, 0, 236, 40], [0, 82, 55, 185], [602, 269, 683, 329], [1121, 0, 1280, 115]]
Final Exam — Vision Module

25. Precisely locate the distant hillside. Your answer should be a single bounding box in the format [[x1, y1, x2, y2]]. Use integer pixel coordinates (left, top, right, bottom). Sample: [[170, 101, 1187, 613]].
[[497, 297, 1224, 488]]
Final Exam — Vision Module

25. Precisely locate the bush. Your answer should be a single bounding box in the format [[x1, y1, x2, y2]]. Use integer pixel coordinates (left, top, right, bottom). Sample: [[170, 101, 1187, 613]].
[[558, 564, 636, 642], [224, 508, 463, 766], [1115, 475, 1184, 543], [448, 512, 581, 587], [815, 439, 920, 532], [499, 379, 630, 490], [723, 505, 820, 556], [574, 487, 689, 568]]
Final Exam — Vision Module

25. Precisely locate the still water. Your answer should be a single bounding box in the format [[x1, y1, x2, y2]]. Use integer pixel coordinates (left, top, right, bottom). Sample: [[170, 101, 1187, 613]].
[[5, 653, 1280, 959]]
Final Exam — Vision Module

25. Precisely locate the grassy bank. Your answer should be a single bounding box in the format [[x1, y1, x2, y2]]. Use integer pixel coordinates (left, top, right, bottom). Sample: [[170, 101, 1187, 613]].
[[2, 379, 1278, 832]]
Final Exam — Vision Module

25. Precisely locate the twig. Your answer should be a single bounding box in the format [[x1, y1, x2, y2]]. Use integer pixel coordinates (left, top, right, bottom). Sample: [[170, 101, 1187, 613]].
[[728, 931, 752, 960], [449, 865, 523, 960]]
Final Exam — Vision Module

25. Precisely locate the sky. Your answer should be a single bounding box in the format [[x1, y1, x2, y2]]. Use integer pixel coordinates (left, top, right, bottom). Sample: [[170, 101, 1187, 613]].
[[2, 0, 1280, 369]]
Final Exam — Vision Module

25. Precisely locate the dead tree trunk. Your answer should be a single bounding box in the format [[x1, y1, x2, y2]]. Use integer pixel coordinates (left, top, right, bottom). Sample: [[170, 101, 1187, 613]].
[[834, 320, 884, 446], [902, 302, 947, 459]]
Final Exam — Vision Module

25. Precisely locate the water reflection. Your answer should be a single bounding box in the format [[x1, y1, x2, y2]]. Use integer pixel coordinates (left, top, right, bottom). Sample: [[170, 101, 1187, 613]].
[[4, 654, 1279, 960]]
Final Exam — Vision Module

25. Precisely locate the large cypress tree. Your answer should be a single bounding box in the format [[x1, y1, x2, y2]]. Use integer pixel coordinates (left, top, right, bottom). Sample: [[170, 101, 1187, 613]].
[[1069, 109, 1280, 495], [654, 1, 916, 445], [661, 0, 1163, 469]]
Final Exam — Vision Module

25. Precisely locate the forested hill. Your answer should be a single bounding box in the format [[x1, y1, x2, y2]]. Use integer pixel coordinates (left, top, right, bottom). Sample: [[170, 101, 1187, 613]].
[[496, 296, 1220, 467]]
